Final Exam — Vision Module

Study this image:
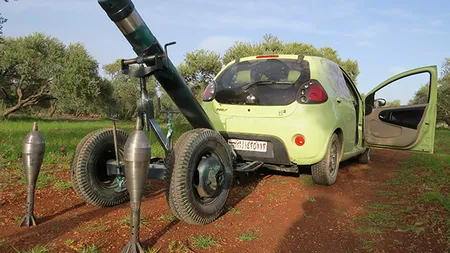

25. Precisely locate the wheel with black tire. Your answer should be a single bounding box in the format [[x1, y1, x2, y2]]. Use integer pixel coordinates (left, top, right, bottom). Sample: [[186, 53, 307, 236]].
[[357, 148, 370, 164], [311, 133, 341, 186], [164, 128, 234, 225], [71, 128, 130, 207]]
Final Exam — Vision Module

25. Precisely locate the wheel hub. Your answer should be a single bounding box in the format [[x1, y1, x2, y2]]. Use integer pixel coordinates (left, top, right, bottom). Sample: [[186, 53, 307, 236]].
[[196, 157, 224, 198]]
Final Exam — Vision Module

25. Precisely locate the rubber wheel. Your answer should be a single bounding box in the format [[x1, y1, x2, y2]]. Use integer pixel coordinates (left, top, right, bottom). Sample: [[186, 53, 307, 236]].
[[164, 128, 233, 225], [71, 128, 130, 207], [311, 133, 341, 186], [164, 130, 194, 220], [357, 148, 370, 164]]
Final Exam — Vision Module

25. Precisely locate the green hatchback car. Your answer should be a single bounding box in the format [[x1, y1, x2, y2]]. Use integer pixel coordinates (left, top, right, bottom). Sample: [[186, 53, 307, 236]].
[[201, 54, 438, 185]]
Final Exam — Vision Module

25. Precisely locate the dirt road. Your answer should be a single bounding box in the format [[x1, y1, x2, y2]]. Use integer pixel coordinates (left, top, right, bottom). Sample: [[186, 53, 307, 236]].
[[1, 149, 448, 253]]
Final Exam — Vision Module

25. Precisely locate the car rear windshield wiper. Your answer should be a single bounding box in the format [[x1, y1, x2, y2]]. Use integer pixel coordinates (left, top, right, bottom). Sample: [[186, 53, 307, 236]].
[[241, 80, 293, 91]]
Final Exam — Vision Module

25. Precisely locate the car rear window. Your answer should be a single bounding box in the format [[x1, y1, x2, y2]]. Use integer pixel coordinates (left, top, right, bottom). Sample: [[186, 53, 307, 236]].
[[214, 57, 311, 105]]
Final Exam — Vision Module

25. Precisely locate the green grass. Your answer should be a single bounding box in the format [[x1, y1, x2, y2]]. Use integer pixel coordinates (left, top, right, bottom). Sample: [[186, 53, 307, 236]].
[[306, 196, 316, 202], [267, 194, 276, 200], [354, 227, 384, 234], [367, 203, 393, 210], [375, 191, 402, 197], [418, 192, 450, 211], [274, 178, 287, 184], [167, 240, 189, 253], [0, 116, 191, 169], [353, 129, 450, 250], [144, 247, 161, 253], [398, 225, 424, 233], [13, 245, 49, 253], [189, 235, 218, 249], [77, 243, 102, 253], [159, 213, 177, 222], [80, 221, 110, 232], [237, 228, 261, 242], [64, 239, 75, 245], [228, 207, 242, 215], [54, 180, 72, 190], [120, 215, 149, 226], [300, 175, 315, 186], [358, 212, 396, 227]]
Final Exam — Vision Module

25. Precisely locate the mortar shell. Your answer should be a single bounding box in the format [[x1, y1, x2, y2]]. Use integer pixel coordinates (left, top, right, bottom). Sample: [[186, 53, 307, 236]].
[[21, 122, 45, 186]]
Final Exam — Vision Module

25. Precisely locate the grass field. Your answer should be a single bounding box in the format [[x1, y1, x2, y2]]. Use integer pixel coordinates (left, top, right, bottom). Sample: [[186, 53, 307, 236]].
[[351, 128, 450, 250], [0, 115, 192, 167]]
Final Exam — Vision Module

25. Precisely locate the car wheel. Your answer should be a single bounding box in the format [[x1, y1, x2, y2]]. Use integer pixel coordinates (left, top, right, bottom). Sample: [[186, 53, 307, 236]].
[[311, 133, 341, 186], [357, 148, 370, 164], [164, 128, 234, 225], [71, 128, 130, 207]]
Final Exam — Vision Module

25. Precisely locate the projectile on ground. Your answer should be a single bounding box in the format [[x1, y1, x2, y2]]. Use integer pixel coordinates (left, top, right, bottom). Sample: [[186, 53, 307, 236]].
[[20, 122, 45, 227], [121, 117, 150, 253]]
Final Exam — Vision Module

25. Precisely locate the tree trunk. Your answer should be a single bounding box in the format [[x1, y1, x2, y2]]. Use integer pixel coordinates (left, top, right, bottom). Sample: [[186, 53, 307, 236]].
[[2, 85, 50, 119], [2, 103, 21, 119], [444, 117, 450, 127], [48, 100, 57, 117]]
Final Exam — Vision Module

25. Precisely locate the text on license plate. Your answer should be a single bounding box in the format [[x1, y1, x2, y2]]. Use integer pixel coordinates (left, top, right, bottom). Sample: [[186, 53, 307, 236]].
[[227, 139, 268, 152]]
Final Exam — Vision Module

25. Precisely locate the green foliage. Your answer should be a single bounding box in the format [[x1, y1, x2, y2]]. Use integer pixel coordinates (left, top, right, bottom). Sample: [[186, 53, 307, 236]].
[[0, 32, 359, 119], [54, 43, 112, 115], [410, 58, 450, 125], [0, 32, 112, 118], [221, 34, 360, 84], [178, 49, 222, 86], [0, 33, 65, 117], [178, 49, 222, 101], [102, 59, 160, 120], [385, 100, 400, 107]]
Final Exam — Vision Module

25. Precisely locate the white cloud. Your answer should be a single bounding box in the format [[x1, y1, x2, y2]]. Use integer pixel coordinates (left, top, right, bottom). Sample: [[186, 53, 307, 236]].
[[198, 36, 248, 53], [389, 66, 407, 74]]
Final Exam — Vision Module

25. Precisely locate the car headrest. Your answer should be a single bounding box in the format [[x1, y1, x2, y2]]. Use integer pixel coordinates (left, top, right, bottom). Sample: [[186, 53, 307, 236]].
[[236, 70, 251, 83], [288, 70, 301, 82]]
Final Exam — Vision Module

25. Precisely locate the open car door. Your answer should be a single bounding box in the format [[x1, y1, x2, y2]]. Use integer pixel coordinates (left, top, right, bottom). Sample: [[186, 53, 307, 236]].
[[364, 66, 438, 154]]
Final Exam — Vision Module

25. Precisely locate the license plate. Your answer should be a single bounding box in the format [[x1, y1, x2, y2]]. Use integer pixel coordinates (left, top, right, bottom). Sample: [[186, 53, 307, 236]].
[[227, 139, 268, 152]]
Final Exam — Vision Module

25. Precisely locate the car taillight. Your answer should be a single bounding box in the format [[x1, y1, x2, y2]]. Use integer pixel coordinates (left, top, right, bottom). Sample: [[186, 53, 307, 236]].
[[297, 80, 328, 104], [202, 81, 216, 102]]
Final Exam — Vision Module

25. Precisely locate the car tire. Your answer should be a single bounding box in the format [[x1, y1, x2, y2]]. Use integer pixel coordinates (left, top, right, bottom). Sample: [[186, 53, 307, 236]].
[[311, 133, 341, 186], [164, 128, 234, 225], [71, 128, 130, 207], [163, 130, 194, 221], [357, 148, 370, 164]]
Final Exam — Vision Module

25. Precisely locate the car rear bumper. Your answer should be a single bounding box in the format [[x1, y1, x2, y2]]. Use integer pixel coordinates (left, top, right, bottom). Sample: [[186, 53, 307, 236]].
[[220, 132, 292, 165]]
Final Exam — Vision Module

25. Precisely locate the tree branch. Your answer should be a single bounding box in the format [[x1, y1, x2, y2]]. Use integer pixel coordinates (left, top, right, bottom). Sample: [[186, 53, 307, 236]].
[[21, 85, 49, 107]]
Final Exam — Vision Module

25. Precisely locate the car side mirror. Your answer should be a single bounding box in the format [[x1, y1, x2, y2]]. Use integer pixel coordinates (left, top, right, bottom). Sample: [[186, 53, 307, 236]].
[[374, 98, 386, 108]]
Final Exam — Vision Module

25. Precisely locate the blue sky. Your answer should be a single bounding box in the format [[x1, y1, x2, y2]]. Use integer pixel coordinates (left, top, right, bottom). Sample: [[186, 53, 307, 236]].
[[2, 0, 450, 104]]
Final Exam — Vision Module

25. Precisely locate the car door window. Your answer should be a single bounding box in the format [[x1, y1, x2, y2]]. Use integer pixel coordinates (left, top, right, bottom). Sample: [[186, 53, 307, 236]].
[[366, 72, 431, 109], [320, 59, 352, 100], [341, 71, 358, 103]]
